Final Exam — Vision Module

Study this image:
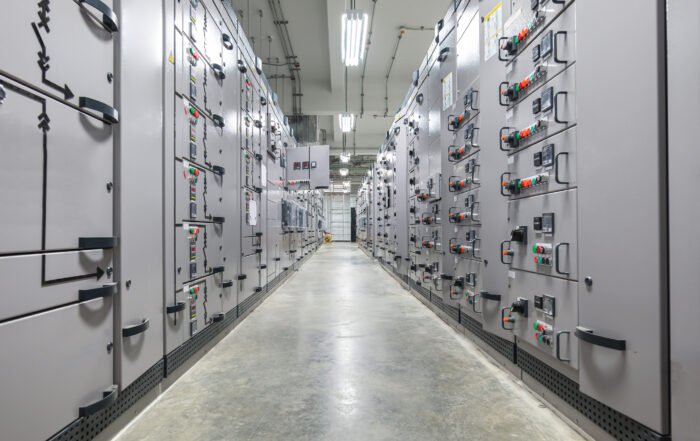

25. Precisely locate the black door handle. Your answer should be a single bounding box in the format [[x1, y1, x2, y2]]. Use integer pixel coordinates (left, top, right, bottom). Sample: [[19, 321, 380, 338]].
[[122, 318, 149, 337], [78, 0, 119, 32], [554, 242, 570, 275], [79, 283, 117, 302], [222, 280, 234, 288], [575, 326, 626, 351], [222, 33, 234, 50], [212, 64, 225, 80], [79, 237, 116, 249], [79, 97, 119, 124], [554, 152, 569, 184], [554, 91, 569, 124], [78, 385, 118, 417], [212, 312, 225, 323], [556, 330, 571, 362], [480, 291, 501, 302], [166, 301, 186, 314], [212, 114, 225, 128]]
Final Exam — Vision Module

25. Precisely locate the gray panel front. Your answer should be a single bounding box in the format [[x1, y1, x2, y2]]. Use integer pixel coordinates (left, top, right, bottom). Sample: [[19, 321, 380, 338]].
[[0, 0, 115, 106], [0, 300, 113, 441], [0, 250, 114, 321], [0, 77, 113, 254], [668, 1, 700, 439], [576, 0, 668, 432]]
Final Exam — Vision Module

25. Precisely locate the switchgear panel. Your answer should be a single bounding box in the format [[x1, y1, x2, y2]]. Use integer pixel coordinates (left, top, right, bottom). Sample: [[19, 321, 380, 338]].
[[358, 0, 673, 439]]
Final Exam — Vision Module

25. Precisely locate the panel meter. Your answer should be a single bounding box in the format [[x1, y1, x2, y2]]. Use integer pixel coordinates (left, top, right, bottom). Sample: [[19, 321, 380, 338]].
[[542, 212, 555, 234], [541, 87, 554, 113], [541, 30, 553, 59], [541, 144, 555, 168]]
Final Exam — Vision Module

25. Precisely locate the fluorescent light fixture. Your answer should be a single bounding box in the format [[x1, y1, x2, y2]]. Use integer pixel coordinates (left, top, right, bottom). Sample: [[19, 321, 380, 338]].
[[339, 112, 355, 133], [341, 10, 368, 67], [340, 151, 352, 163], [339, 168, 350, 177]]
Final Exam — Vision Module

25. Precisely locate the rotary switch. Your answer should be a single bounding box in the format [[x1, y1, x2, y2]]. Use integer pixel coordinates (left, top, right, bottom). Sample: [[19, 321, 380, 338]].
[[510, 226, 527, 243]]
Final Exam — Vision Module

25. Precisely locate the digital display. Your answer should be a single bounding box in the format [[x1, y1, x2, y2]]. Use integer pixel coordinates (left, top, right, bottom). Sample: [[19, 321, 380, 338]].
[[533, 216, 543, 231], [541, 30, 553, 59], [542, 295, 555, 316], [542, 212, 554, 234], [542, 144, 555, 168], [541, 87, 554, 113], [533, 151, 543, 167], [532, 97, 542, 114]]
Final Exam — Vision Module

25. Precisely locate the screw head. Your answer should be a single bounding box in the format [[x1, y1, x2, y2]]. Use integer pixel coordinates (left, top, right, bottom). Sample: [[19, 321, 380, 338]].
[[106, 266, 113, 278], [106, 181, 113, 192], [125, 280, 132, 289], [585, 277, 593, 287], [107, 73, 113, 83], [106, 342, 113, 353]]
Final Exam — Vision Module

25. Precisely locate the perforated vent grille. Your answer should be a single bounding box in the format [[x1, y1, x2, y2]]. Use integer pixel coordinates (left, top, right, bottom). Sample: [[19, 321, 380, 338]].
[[165, 303, 237, 376], [49, 361, 164, 441], [48, 254, 300, 441], [436, 298, 460, 323], [458, 312, 516, 363], [239, 285, 267, 316], [517, 350, 669, 441]]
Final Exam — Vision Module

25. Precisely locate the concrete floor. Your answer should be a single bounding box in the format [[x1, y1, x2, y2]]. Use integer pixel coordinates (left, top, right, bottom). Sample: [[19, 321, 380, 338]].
[[114, 243, 586, 441]]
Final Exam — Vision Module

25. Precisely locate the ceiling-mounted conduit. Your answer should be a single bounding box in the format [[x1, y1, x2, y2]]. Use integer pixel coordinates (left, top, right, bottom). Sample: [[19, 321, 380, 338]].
[[382, 25, 433, 117], [269, 0, 303, 114], [384, 29, 404, 117], [360, 0, 378, 118]]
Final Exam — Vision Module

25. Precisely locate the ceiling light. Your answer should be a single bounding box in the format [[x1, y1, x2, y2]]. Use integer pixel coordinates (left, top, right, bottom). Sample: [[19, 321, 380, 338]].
[[339, 168, 349, 177], [339, 113, 355, 133], [340, 151, 352, 163], [341, 10, 368, 67]]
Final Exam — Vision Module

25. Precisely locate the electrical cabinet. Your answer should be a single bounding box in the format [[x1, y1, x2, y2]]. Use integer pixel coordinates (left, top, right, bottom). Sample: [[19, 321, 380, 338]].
[[0, 0, 319, 438], [358, 0, 673, 438]]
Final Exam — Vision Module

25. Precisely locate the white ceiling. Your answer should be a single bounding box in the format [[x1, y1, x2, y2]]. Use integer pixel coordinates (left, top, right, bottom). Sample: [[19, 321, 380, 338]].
[[234, 0, 448, 155]]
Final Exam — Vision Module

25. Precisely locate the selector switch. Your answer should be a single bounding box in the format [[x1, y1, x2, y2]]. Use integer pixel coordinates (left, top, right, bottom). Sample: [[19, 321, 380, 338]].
[[510, 226, 527, 243]]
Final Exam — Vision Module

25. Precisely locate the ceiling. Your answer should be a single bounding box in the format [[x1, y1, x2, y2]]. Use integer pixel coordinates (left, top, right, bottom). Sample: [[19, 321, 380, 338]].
[[233, 0, 448, 188]]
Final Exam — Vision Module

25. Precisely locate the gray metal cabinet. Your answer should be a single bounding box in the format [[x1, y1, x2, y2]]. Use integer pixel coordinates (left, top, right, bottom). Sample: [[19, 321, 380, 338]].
[[0, 0, 116, 107], [576, 0, 668, 433], [668, 1, 700, 439], [0, 250, 114, 321], [114, 0, 164, 388], [0, 299, 114, 441], [0, 77, 113, 254]]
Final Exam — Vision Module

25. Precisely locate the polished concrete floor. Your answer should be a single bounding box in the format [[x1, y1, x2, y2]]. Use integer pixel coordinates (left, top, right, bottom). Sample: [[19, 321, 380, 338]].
[[114, 243, 586, 441]]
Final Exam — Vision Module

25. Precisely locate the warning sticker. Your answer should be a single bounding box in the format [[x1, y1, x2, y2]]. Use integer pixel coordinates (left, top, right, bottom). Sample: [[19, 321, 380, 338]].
[[442, 72, 453, 111], [483, 2, 503, 61]]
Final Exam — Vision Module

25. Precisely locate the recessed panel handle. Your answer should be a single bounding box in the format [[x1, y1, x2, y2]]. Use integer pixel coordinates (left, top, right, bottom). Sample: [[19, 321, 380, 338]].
[[78, 0, 119, 32], [575, 326, 626, 351], [78, 385, 118, 417]]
